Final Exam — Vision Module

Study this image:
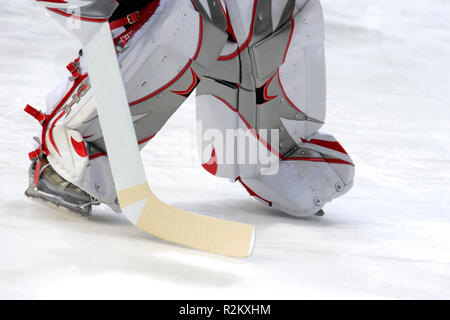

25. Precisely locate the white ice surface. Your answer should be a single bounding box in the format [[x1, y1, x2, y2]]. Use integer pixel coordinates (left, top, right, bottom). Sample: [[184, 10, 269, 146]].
[[0, 0, 449, 299]]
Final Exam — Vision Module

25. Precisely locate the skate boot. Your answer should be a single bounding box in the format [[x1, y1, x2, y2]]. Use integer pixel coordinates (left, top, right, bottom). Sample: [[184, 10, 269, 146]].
[[25, 157, 98, 217]]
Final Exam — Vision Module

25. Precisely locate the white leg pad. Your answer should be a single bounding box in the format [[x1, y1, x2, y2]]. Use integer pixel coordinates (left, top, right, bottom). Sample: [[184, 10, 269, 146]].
[[240, 156, 354, 217]]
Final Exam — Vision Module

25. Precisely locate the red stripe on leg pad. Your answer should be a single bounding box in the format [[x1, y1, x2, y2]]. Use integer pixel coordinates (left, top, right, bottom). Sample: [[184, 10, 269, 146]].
[[71, 137, 88, 158], [202, 146, 218, 176], [301, 138, 348, 155], [237, 177, 272, 206]]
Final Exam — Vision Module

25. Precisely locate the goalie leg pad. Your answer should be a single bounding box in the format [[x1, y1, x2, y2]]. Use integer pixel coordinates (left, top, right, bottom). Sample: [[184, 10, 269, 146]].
[[238, 133, 355, 217], [196, 0, 355, 216], [45, 126, 89, 183], [84, 0, 228, 152], [27, 1, 229, 213], [32, 58, 120, 212]]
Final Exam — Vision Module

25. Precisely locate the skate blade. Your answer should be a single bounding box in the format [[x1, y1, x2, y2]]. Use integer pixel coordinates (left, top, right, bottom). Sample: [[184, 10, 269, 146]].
[[25, 187, 92, 218]]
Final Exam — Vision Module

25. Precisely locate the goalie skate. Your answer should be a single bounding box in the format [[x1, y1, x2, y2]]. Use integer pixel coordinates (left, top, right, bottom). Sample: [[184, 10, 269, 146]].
[[25, 159, 97, 217]]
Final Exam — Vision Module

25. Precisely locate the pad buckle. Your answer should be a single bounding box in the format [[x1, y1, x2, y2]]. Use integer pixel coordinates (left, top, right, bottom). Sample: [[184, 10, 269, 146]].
[[127, 11, 140, 25], [67, 61, 80, 79], [24, 104, 47, 125], [29, 147, 43, 161]]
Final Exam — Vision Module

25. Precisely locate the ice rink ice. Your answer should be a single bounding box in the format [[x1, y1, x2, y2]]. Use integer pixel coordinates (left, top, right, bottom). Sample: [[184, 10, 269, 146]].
[[0, 0, 449, 299]]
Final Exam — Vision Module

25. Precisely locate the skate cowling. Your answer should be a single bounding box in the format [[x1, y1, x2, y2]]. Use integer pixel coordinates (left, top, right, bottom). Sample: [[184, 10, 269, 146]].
[[25, 158, 95, 217], [32, 0, 256, 257]]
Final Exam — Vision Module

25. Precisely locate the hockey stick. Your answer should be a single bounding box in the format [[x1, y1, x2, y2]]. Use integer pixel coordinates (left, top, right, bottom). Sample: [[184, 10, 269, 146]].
[[84, 23, 255, 257]]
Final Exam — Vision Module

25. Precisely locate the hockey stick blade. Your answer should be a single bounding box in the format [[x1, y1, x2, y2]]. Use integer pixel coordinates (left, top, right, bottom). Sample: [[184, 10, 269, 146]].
[[84, 23, 255, 257]]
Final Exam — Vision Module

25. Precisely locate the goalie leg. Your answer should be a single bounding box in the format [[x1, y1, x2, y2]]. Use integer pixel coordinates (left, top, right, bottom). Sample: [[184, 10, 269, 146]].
[[25, 0, 228, 214], [197, 0, 355, 217]]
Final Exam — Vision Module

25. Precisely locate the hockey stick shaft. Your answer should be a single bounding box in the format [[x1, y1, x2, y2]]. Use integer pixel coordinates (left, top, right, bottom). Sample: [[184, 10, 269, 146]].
[[84, 23, 255, 257]]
